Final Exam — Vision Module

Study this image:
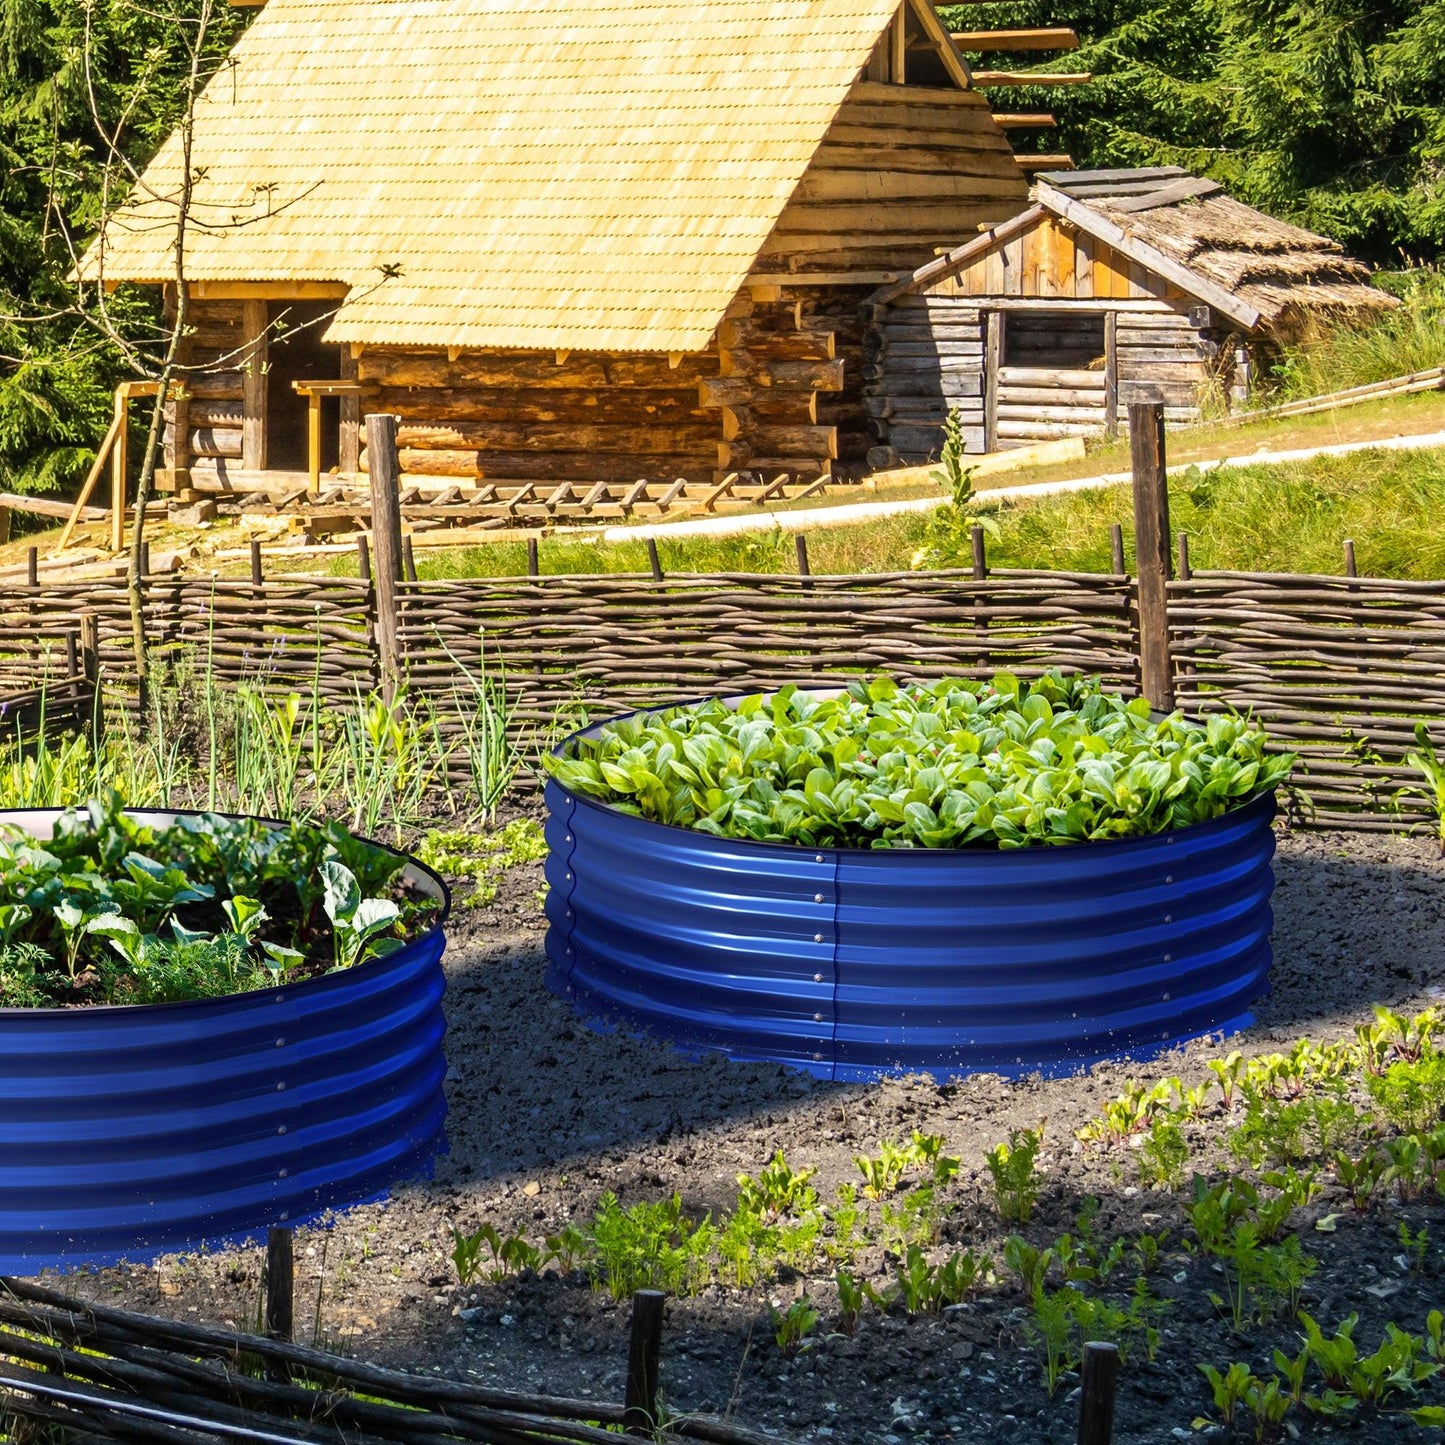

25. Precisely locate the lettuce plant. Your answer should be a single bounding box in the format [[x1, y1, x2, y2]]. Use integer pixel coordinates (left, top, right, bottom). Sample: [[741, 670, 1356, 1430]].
[[548, 671, 1294, 849], [0, 794, 439, 1007]]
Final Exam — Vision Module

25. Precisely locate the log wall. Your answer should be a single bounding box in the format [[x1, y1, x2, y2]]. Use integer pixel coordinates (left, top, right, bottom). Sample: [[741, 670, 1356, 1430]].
[[167, 299, 248, 483], [758, 80, 1028, 276]]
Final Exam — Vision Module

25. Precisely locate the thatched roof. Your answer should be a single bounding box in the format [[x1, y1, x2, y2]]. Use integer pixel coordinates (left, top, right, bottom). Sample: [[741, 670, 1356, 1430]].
[[89, 0, 933, 353], [1035, 168, 1394, 335]]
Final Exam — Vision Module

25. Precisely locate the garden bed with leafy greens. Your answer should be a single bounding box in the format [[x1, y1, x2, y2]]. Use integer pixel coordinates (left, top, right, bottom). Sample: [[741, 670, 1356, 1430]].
[[546, 672, 1294, 850], [0, 793, 444, 1009]]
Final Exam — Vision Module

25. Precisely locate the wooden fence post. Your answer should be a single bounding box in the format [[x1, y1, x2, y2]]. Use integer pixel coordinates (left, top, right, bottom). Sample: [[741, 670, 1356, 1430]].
[[250, 538, 264, 587], [645, 538, 663, 583], [1128, 402, 1173, 711], [1109, 522, 1126, 578], [623, 1289, 665, 1437], [1076, 1340, 1119, 1445], [79, 613, 99, 685], [795, 533, 812, 591], [264, 1225, 294, 1384], [527, 537, 540, 578], [365, 413, 404, 701]]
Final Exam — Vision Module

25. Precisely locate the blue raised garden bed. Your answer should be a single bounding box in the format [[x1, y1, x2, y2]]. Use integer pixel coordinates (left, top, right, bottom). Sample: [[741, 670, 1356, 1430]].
[[0, 808, 449, 1273], [544, 721, 1278, 1082]]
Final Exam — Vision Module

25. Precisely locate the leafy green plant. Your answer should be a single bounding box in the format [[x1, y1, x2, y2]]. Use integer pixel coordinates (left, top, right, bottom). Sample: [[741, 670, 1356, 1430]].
[[1399, 1221, 1430, 1275], [450, 1223, 540, 1286], [736, 1150, 818, 1220], [1334, 1144, 1396, 1213], [1077, 1078, 1174, 1146], [825, 1183, 867, 1262], [0, 803, 434, 1006], [834, 1269, 866, 1335], [984, 1123, 1045, 1224], [585, 1193, 714, 1300], [768, 1298, 819, 1358], [1228, 1089, 1366, 1167], [416, 819, 547, 910], [1401, 721, 1445, 852], [1366, 1048, 1445, 1133], [546, 672, 1295, 850], [1137, 1120, 1190, 1190]]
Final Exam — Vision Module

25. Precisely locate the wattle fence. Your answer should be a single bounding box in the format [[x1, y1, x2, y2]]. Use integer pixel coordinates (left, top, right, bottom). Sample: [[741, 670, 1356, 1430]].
[[0, 558, 1439, 832]]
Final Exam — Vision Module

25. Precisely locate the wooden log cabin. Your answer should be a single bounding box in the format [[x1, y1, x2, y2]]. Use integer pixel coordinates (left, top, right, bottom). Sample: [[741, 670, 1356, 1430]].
[[862, 168, 1396, 462], [89, 0, 1033, 493]]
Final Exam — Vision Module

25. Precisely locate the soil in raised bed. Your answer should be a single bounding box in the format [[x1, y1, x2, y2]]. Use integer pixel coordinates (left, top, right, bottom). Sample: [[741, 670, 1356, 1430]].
[[42, 816, 1445, 1444]]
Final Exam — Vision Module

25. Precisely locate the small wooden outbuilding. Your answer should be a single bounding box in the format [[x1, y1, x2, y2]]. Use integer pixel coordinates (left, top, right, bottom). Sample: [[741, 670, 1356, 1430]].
[[91, 0, 1032, 493], [862, 167, 1395, 463]]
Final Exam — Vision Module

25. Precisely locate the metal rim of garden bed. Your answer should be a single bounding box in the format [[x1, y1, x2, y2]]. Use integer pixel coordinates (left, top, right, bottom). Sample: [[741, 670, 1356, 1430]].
[[542, 692, 1280, 1083], [0, 805, 451, 1274]]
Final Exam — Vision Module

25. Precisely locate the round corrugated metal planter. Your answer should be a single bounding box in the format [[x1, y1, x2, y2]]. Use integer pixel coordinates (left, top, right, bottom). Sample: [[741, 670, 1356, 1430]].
[[544, 710, 1279, 1083], [0, 808, 449, 1274]]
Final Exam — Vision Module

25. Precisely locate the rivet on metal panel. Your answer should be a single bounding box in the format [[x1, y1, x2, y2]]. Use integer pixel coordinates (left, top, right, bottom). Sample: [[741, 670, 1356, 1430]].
[[279, 1212, 289, 1222], [275, 1038, 285, 1047], [813, 1013, 823, 1022], [277, 1125, 287, 1134], [1162, 992, 1171, 1002], [815, 854, 824, 863], [813, 933, 824, 943], [1163, 953, 1172, 963], [1164, 913, 1172, 923], [1166, 874, 1174, 884], [278, 1169, 288, 1178], [814, 893, 825, 903], [565, 872, 573, 881], [814, 973, 823, 983], [812, 1053, 822, 1061], [566, 835, 573, 843], [276, 1082, 286, 1091]]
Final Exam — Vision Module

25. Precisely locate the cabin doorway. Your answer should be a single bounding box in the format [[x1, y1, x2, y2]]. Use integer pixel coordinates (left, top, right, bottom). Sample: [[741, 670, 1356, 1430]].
[[989, 309, 1114, 449], [265, 300, 342, 472]]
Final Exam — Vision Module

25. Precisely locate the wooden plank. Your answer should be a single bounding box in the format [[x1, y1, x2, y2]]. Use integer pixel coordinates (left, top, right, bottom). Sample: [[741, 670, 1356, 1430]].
[[990, 112, 1056, 128], [1103, 311, 1119, 435], [951, 27, 1078, 50], [983, 312, 1001, 453], [241, 300, 268, 472], [972, 70, 1091, 86], [870, 204, 1045, 305], [1106, 177, 1223, 213]]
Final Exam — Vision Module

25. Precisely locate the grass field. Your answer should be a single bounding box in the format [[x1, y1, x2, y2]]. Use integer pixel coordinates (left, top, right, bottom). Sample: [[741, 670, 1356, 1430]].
[[377, 427, 1445, 584]]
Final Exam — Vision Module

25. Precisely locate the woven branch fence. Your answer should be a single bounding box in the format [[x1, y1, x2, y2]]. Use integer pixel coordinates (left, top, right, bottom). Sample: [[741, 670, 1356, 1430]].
[[0, 559, 1438, 832]]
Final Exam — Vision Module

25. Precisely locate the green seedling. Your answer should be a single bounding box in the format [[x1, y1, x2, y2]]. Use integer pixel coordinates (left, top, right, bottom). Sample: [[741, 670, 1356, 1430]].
[[1242, 1374, 1293, 1442], [834, 1269, 866, 1336], [854, 1139, 912, 1200], [825, 1182, 866, 1262], [984, 1122, 1044, 1223], [736, 1149, 818, 1219], [585, 1192, 714, 1300], [1137, 1120, 1190, 1190], [1398, 1220, 1430, 1274], [1197, 1361, 1253, 1430], [1003, 1234, 1053, 1299], [1401, 721, 1445, 854], [1366, 1048, 1445, 1133], [1334, 1144, 1395, 1213], [1077, 1078, 1173, 1146], [1209, 1050, 1246, 1109], [768, 1298, 819, 1359]]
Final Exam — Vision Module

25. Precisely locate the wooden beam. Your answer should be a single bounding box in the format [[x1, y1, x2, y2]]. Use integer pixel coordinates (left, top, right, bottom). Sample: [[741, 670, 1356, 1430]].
[[1035, 178, 1262, 329], [867, 203, 1045, 304], [241, 300, 268, 471], [951, 27, 1078, 50], [991, 112, 1057, 128], [905, 0, 973, 89], [191, 281, 346, 300], [983, 311, 1002, 453], [889, 8, 907, 82], [1105, 176, 1223, 213], [1019, 155, 1076, 171], [972, 71, 1092, 86]]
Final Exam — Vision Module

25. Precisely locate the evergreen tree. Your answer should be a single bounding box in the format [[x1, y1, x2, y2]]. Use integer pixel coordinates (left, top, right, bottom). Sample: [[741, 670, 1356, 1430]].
[[943, 0, 1445, 265], [0, 0, 245, 494]]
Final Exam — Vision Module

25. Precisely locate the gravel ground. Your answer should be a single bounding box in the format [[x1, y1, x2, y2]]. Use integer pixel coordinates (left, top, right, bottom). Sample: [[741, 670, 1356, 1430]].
[[49, 818, 1445, 1443]]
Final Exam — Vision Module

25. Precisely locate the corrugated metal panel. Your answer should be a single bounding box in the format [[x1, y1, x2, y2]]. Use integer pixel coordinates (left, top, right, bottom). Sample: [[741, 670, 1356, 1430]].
[[0, 810, 449, 1273], [545, 780, 1277, 1082]]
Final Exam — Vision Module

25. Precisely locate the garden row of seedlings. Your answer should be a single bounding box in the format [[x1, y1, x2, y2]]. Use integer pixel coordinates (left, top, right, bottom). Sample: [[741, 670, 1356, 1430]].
[[0, 1277, 785, 1445], [449, 1005, 1445, 1441]]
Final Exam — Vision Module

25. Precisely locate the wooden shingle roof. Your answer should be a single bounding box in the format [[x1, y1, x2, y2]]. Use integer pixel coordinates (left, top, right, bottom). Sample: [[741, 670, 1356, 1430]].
[[91, 0, 925, 353]]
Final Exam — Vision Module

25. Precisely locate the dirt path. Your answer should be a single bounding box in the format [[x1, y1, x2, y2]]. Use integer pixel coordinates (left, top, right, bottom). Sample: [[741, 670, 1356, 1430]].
[[50, 820, 1445, 1444]]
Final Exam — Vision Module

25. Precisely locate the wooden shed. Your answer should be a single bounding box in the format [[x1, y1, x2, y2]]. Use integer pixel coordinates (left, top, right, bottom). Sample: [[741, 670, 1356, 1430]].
[[91, 0, 1032, 495], [862, 167, 1395, 463]]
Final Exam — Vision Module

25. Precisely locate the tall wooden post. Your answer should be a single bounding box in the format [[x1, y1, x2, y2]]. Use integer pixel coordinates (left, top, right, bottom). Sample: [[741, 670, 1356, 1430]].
[[1129, 401, 1173, 712], [365, 413, 404, 700], [1103, 314, 1119, 439], [110, 386, 128, 554], [983, 311, 1002, 454], [623, 1290, 665, 1437], [264, 1226, 294, 1384], [1076, 1341, 1120, 1445]]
